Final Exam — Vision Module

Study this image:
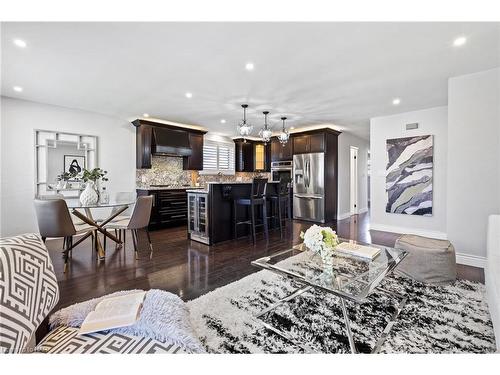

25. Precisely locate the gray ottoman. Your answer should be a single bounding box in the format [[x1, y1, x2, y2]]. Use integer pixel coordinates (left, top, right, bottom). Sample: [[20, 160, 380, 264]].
[[394, 234, 457, 284]]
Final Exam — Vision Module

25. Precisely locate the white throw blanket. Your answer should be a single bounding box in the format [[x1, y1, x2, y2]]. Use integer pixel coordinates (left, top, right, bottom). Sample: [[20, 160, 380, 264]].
[[50, 289, 206, 353]]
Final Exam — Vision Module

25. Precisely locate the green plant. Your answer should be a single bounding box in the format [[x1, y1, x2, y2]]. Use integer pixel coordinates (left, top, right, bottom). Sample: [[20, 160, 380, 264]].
[[81, 168, 109, 183], [57, 171, 76, 181]]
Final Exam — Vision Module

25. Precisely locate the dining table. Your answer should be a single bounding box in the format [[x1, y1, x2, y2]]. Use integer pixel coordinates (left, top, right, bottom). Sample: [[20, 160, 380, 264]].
[[65, 198, 136, 260]]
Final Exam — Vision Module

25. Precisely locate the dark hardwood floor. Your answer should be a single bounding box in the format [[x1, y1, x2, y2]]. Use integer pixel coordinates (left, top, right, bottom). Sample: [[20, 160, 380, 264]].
[[45, 212, 484, 310]]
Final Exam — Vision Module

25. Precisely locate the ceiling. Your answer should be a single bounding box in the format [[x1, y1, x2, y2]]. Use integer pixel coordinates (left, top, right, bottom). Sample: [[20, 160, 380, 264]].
[[1, 22, 499, 139]]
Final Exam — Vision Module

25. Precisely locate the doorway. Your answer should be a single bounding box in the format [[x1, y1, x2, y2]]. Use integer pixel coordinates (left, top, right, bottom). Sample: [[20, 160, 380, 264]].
[[350, 146, 358, 215]]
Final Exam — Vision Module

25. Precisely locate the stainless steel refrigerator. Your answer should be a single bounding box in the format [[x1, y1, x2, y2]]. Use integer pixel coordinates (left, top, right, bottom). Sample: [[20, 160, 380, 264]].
[[293, 152, 325, 222]]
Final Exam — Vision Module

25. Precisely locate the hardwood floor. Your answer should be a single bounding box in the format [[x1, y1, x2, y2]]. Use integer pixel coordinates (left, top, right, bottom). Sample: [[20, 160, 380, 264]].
[[45, 212, 484, 310]]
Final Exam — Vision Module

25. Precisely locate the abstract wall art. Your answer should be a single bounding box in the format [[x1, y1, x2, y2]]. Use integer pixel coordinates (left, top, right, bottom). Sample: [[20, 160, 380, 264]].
[[386, 135, 433, 216]]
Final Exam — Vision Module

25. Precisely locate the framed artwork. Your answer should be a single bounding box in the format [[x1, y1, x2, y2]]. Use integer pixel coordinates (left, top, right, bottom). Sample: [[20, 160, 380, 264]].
[[64, 155, 85, 176], [386, 135, 433, 216]]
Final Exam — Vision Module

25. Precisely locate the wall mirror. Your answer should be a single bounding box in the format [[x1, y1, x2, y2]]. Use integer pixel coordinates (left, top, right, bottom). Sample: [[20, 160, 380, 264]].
[[35, 130, 98, 198]]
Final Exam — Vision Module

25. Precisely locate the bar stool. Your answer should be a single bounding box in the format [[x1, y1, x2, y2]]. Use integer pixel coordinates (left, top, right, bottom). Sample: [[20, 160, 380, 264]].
[[268, 177, 292, 238], [233, 178, 269, 244]]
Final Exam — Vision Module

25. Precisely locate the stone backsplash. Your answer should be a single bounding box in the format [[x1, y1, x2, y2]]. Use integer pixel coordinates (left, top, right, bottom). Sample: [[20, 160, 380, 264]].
[[136, 156, 192, 186], [136, 156, 271, 187]]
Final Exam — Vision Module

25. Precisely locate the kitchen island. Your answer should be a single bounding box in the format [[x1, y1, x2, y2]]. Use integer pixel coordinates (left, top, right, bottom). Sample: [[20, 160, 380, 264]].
[[187, 181, 283, 245]]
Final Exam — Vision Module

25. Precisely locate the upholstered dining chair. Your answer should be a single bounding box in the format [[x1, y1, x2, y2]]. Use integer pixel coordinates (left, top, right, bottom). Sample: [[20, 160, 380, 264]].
[[34, 199, 95, 272], [103, 195, 154, 259], [106, 191, 137, 249]]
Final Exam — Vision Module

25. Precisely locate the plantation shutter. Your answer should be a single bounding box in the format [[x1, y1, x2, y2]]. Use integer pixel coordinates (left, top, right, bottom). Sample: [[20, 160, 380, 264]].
[[202, 140, 235, 174]]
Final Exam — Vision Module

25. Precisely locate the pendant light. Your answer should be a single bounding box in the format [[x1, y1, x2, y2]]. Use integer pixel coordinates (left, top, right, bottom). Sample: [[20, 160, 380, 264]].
[[237, 104, 253, 139], [259, 111, 273, 144], [278, 116, 289, 145]]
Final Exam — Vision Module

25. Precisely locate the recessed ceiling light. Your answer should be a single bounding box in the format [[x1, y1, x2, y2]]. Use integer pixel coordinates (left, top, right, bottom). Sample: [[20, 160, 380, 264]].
[[220, 119, 226, 124], [143, 113, 150, 118], [245, 62, 255, 71], [453, 36, 467, 47], [185, 92, 193, 99], [392, 98, 401, 105], [13, 39, 27, 48], [13, 86, 23, 92]]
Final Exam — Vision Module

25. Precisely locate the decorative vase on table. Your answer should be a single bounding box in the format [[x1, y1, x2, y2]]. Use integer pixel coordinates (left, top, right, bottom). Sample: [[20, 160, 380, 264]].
[[79, 181, 98, 206], [300, 224, 339, 266]]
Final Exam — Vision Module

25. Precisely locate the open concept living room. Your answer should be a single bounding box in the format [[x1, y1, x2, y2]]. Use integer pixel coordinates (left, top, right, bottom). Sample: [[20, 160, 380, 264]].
[[1, 0, 500, 371]]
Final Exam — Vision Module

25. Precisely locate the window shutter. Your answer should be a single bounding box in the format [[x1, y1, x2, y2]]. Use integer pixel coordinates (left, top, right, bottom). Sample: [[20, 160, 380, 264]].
[[202, 142, 218, 171], [202, 140, 235, 174]]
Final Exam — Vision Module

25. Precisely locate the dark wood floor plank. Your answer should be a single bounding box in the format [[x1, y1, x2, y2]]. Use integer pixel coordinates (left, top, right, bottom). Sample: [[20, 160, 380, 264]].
[[44, 213, 484, 309]]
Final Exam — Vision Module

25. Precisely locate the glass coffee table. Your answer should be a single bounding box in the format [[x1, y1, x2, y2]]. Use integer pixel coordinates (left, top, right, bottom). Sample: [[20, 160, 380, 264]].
[[251, 242, 408, 353]]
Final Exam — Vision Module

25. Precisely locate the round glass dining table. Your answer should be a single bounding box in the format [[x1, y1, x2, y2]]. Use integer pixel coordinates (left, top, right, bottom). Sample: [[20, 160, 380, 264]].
[[66, 198, 136, 259]]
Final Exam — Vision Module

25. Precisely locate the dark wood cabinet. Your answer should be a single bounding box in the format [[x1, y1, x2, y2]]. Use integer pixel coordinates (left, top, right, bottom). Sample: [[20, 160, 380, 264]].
[[133, 119, 206, 170], [271, 137, 293, 162], [292, 135, 309, 154], [234, 139, 271, 172], [135, 124, 153, 169], [292, 132, 325, 154], [309, 133, 325, 152], [183, 132, 204, 170], [137, 189, 188, 229], [234, 139, 255, 172]]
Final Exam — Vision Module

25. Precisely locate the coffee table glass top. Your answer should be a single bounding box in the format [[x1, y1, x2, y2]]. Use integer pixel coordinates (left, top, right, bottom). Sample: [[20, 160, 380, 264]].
[[251, 241, 407, 303]]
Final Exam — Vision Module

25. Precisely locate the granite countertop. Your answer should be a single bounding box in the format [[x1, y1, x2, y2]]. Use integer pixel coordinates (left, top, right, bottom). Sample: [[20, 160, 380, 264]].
[[186, 188, 209, 193], [206, 181, 278, 184], [136, 186, 204, 191]]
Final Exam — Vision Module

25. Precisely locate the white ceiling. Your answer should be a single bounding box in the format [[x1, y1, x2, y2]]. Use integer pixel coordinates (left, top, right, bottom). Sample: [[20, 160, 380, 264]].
[[2, 22, 499, 139]]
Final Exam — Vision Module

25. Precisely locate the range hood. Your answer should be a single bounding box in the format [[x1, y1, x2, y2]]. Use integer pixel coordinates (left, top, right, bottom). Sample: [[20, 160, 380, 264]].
[[152, 127, 192, 157]]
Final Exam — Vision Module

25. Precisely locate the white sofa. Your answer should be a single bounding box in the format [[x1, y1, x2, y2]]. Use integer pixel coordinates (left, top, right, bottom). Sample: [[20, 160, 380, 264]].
[[486, 215, 500, 351]]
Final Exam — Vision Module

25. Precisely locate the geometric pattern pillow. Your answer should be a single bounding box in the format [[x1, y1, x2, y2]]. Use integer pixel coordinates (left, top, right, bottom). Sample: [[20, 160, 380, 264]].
[[36, 326, 186, 354], [0, 233, 59, 353]]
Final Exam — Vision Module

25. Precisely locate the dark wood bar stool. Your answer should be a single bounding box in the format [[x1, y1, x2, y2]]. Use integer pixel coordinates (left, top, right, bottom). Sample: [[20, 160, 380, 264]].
[[268, 177, 292, 238], [233, 178, 269, 244]]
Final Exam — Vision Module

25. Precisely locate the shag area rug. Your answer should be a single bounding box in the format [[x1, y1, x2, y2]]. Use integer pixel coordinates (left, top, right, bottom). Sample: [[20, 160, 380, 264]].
[[187, 252, 496, 353]]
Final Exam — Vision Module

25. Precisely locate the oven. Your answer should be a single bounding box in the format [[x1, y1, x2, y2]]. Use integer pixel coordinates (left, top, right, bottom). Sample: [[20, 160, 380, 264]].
[[271, 160, 293, 182]]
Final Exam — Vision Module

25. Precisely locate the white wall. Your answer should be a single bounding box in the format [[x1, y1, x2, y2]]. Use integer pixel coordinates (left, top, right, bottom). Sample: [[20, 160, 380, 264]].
[[0, 97, 136, 236], [447, 68, 500, 263], [370, 106, 448, 239], [337, 132, 369, 219]]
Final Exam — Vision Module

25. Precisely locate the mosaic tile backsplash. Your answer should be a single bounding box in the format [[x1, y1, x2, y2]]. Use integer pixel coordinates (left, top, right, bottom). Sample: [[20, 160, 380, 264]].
[[136, 156, 271, 187]]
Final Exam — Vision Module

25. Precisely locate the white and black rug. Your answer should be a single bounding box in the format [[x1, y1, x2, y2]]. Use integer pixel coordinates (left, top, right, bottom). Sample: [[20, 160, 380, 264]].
[[187, 252, 496, 354]]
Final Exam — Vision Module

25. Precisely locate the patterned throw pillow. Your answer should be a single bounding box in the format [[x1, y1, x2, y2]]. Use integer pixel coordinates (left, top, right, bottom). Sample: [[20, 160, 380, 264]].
[[0, 233, 59, 353]]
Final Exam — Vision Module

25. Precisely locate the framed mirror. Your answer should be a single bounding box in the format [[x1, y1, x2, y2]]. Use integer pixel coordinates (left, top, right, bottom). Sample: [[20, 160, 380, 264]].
[[34, 130, 98, 198]]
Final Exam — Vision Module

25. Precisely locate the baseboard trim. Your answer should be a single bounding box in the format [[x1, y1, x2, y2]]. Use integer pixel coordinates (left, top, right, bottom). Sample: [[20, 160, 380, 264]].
[[337, 212, 351, 220], [456, 253, 486, 268], [370, 223, 486, 268], [338, 208, 369, 221], [370, 223, 447, 240]]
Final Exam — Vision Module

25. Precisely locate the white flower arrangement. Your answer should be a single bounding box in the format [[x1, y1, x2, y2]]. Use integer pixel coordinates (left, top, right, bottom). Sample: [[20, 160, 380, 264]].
[[300, 225, 340, 254]]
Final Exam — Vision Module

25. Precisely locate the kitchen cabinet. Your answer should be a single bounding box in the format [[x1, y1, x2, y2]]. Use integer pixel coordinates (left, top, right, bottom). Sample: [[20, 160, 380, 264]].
[[234, 138, 270, 172], [135, 124, 153, 168], [234, 138, 255, 172], [183, 132, 204, 170], [271, 137, 293, 161], [133, 119, 206, 170], [292, 132, 325, 154], [137, 188, 188, 229]]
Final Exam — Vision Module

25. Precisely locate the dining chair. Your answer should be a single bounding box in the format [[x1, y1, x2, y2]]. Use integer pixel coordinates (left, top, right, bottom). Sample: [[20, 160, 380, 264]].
[[103, 195, 154, 259], [34, 199, 95, 272], [107, 191, 137, 249]]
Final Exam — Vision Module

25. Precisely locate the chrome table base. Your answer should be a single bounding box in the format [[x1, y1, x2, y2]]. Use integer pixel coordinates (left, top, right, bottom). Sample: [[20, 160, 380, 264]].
[[255, 284, 407, 354]]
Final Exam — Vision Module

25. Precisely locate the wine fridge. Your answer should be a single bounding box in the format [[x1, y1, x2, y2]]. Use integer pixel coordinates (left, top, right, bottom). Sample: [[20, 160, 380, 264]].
[[187, 191, 210, 244]]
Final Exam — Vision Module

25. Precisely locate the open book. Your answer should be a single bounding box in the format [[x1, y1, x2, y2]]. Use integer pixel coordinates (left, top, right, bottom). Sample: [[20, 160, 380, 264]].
[[78, 291, 146, 335], [335, 242, 381, 260]]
